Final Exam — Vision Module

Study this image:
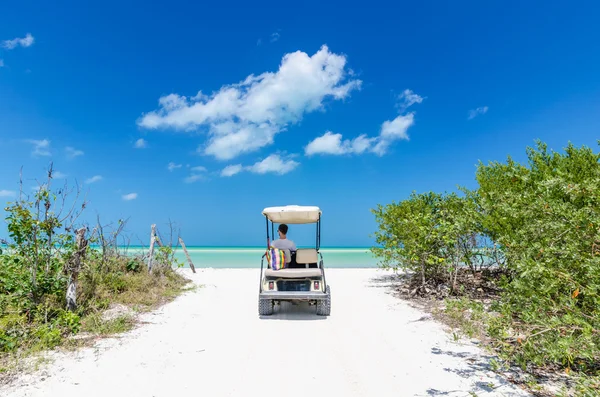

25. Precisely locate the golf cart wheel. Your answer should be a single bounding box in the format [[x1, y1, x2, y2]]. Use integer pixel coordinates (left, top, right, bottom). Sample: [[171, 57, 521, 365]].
[[316, 286, 331, 316], [259, 298, 274, 316]]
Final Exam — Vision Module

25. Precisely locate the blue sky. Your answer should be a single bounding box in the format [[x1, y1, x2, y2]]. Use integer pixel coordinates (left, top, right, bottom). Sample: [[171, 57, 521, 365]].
[[1, 0, 599, 247]]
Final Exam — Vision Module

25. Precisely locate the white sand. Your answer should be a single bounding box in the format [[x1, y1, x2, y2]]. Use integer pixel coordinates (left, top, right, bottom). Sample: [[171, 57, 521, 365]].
[[1, 268, 531, 397]]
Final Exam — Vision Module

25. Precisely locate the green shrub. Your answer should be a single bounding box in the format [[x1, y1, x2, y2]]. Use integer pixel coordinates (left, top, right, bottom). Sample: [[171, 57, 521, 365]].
[[32, 324, 61, 350], [0, 314, 27, 352], [371, 190, 502, 293], [371, 140, 600, 385], [57, 310, 81, 335], [476, 141, 600, 370], [0, 167, 189, 366]]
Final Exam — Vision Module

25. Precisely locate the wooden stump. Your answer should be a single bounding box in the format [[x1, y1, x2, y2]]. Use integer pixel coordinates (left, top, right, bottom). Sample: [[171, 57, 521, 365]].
[[66, 227, 87, 311], [147, 224, 157, 272]]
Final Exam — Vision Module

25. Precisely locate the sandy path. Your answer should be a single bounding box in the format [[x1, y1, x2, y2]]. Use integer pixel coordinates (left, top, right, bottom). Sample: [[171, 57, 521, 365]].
[[1, 269, 531, 397]]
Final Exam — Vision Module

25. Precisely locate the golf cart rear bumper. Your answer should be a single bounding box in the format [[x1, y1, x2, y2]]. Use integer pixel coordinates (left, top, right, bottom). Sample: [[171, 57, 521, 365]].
[[259, 291, 328, 300]]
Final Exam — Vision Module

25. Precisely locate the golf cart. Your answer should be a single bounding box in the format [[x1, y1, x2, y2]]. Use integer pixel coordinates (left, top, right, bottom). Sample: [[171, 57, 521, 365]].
[[258, 205, 331, 316]]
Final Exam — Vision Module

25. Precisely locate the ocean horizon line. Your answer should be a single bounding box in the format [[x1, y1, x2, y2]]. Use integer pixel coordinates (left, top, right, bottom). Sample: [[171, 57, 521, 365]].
[[88, 245, 375, 249]]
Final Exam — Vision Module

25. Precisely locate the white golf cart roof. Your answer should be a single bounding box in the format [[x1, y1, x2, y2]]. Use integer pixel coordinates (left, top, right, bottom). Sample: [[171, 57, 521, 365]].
[[262, 205, 322, 224]]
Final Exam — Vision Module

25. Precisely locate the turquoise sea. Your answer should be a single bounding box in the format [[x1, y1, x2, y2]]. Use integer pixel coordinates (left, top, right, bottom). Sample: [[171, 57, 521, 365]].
[[125, 246, 380, 269]]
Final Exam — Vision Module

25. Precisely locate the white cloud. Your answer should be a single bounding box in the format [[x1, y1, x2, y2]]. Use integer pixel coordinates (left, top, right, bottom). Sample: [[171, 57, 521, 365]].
[[305, 109, 416, 157], [65, 146, 84, 159], [122, 193, 138, 201], [305, 131, 374, 156], [2, 33, 35, 50], [53, 171, 67, 179], [184, 174, 205, 183], [396, 89, 424, 111], [138, 45, 361, 160], [134, 138, 148, 148], [85, 175, 103, 184], [270, 32, 280, 43], [246, 154, 299, 175], [468, 106, 489, 120], [379, 113, 414, 141], [371, 113, 414, 155], [27, 139, 51, 157], [0, 190, 16, 198], [221, 164, 243, 177], [167, 162, 182, 171], [0, 60, 4, 68], [184, 166, 208, 183], [220, 154, 299, 177]]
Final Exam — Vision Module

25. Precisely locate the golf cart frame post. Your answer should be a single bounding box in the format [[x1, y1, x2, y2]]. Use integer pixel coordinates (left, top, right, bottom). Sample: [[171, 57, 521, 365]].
[[258, 206, 330, 315]]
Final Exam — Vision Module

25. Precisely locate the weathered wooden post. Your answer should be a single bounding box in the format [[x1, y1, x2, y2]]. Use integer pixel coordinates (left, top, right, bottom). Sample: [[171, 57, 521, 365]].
[[179, 237, 196, 273], [147, 224, 156, 272], [66, 227, 88, 311]]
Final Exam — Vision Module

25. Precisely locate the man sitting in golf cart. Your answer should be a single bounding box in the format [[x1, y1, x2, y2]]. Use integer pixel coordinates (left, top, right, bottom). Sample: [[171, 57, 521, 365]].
[[270, 224, 296, 264], [259, 205, 330, 316]]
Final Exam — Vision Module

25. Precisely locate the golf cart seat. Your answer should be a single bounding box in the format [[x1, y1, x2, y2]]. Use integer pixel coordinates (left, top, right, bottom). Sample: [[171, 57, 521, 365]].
[[264, 268, 322, 278], [296, 248, 319, 268]]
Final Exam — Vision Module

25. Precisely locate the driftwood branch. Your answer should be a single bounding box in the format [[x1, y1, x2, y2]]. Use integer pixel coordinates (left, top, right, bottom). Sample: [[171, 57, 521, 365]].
[[179, 237, 196, 273]]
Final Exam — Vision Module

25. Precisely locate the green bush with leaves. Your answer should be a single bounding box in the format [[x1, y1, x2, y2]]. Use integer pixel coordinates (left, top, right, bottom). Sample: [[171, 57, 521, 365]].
[[0, 168, 189, 362], [371, 190, 502, 293], [371, 140, 600, 387], [477, 141, 600, 371]]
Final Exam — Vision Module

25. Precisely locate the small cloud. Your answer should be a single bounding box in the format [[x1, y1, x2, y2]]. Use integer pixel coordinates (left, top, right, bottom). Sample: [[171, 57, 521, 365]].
[[305, 113, 415, 157], [246, 154, 299, 175], [304, 89, 421, 157], [134, 138, 148, 148], [270, 32, 280, 43], [305, 131, 374, 156], [27, 139, 51, 157], [122, 193, 138, 201], [65, 146, 84, 159], [218, 155, 299, 177], [371, 113, 414, 155], [396, 89, 424, 112], [167, 162, 182, 171], [184, 166, 208, 183], [0, 190, 16, 198], [85, 175, 103, 184], [0, 59, 4, 68], [184, 174, 205, 183], [2, 33, 35, 50], [468, 106, 489, 120], [52, 171, 67, 179], [221, 164, 243, 177]]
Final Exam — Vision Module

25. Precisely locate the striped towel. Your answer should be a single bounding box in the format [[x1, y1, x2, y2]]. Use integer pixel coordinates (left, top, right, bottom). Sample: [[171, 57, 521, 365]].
[[266, 247, 286, 270]]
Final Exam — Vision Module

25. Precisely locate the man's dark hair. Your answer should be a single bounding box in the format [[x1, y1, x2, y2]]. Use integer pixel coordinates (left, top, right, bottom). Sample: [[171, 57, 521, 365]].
[[278, 224, 288, 234]]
